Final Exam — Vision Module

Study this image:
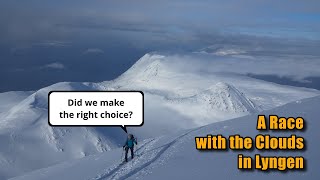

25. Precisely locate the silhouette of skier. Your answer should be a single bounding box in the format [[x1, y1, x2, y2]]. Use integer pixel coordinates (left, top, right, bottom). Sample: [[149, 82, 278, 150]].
[[123, 134, 137, 162]]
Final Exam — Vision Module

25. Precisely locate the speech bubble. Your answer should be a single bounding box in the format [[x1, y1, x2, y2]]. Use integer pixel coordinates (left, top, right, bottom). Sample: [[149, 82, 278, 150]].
[[48, 91, 144, 133]]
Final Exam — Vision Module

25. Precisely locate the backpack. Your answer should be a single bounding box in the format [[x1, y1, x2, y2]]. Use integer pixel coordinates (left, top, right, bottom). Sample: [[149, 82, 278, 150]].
[[127, 134, 136, 148]]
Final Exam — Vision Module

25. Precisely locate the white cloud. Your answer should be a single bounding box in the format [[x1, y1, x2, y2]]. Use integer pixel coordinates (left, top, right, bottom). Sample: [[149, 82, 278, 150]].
[[83, 48, 105, 55], [34, 41, 71, 47], [42, 62, 65, 70]]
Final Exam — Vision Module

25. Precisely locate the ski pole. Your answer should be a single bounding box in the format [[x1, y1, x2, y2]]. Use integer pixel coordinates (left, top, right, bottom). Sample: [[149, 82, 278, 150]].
[[121, 148, 124, 162], [134, 137, 138, 156]]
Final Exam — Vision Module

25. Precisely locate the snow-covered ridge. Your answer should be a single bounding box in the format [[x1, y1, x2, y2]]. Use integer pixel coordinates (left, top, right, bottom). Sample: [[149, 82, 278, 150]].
[[110, 52, 318, 105], [191, 82, 258, 113], [0, 51, 319, 179], [163, 82, 260, 125]]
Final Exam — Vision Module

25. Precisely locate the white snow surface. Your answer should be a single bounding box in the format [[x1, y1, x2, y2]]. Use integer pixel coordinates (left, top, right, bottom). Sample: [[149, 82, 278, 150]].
[[0, 51, 319, 179], [11, 95, 320, 180], [0, 83, 127, 179], [0, 91, 33, 114]]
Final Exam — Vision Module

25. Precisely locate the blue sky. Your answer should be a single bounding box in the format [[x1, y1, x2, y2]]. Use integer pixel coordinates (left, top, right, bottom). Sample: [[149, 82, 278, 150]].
[[0, 0, 319, 92]]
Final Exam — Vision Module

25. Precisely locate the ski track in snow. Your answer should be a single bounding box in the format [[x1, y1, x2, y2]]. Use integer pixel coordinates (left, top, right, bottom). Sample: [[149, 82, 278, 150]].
[[90, 138, 156, 180], [92, 126, 204, 180]]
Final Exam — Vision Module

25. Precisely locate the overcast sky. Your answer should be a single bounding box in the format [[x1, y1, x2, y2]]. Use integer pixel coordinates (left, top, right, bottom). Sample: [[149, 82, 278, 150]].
[[0, 0, 319, 92]]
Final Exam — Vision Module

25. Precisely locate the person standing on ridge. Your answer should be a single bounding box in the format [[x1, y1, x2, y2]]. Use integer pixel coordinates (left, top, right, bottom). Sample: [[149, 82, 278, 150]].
[[123, 134, 137, 162]]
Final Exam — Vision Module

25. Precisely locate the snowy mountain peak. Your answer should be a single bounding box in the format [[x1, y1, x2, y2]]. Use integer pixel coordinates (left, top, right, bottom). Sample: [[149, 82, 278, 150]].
[[106, 52, 318, 124], [116, 53, 167, 82], [0, 52, 319, 179]]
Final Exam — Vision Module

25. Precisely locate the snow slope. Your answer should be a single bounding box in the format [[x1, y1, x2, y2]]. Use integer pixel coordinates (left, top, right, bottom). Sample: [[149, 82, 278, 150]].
[[11, 95, 320, 180], [0, 51, 319, 179], [0, 82, 126, 179], [0, 91, 33, 114]]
